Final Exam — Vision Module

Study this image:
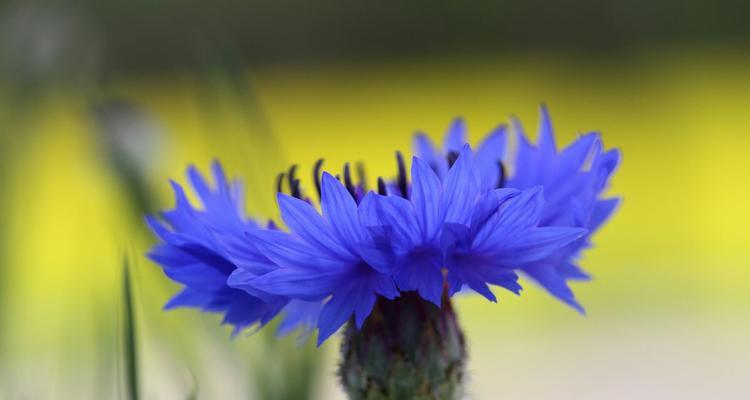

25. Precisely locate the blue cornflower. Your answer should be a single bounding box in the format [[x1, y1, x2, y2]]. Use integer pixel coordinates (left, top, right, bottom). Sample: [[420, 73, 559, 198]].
[[238, 172, 398, 345], [146, 106, 620, 346], [147, 161, 303, 334], [146, 108, 620, 398]]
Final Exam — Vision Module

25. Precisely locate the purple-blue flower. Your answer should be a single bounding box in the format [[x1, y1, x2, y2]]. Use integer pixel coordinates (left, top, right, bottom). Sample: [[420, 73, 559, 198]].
[[146, 106, 620, 344]]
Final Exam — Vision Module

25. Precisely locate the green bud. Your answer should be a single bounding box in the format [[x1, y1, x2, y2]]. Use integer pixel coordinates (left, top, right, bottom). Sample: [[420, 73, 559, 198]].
[[339, 291, 467, 400]]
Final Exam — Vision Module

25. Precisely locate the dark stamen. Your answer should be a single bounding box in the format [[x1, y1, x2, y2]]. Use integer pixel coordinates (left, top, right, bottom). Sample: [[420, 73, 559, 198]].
[[343, 163, 356, 198], [447, 151, 459, 167], [497, 161, 506, 188], [377, 177, 388, 195], [313, 158, 324, 199], [287, 165, 302, 198], [275, 172, 285, 194], [396, 151, 408, 198], [356, 162, 367, 191]]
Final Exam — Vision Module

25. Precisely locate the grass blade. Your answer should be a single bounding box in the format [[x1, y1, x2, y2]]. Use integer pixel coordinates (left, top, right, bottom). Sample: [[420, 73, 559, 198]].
[[121, 257, 139, 400]]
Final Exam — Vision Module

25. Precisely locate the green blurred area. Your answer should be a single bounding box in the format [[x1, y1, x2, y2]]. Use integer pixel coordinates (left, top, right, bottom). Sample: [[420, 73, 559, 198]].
[[1, 1, 749, 399]]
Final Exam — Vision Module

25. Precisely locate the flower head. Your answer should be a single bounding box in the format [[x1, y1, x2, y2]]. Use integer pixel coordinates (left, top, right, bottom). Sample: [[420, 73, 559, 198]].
[[146, 106, 620, 344]]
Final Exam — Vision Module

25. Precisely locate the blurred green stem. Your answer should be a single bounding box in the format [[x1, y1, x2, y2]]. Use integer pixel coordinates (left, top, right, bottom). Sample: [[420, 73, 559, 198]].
[[121, 257, 140, 400]]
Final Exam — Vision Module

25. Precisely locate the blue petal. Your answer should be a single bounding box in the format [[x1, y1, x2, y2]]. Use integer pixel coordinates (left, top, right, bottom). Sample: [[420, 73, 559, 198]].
[[442, 145, 480, 225], [413, 132, 447, 177], [594, 148, 621, 191], [210, 160, 230, 194], [441, 223, 472, 255], [443, 117, 467, 154], [466, 279, 497, 302], [472, 187, 545, 251], [589, 198, 620, 232], [442, 223, 481, 298], [223, 296, 287, 336], [392, 248, 444, 306], [226, 269, 282, 302], [538, 104, 557, 157], [481, 269, 522, 294], [494, 188, 522, 203], [170, 243, 236, 275], [540, 173, 594, 226], [242, 266, 342, 301], [469, 188, 521, 237], [165, 288, 218, 310], [554, 133, 599, 180], [510, 127, 543, 189], [558, 261, 592, 281], [317, 291, 357, 346], [355, 239, 395, 274], [277, 193, 352, 259], [246, 229, 350, 271], [445, 260, 496, 302], [359, 193, 420, 251], [163, 264, 228, 289], [358, 192, 382, 228], [208, 228, 277, 275], [187, 164, 213, 206], [229, 178, 247, 214], [161, 182, 208, 238], [321, 173, 366, 249], [410, 157, 443, 241], [354, 292, 377, 328], [277, 300, 322, 337], [445, 252, 522, 302], [145, 215, 172, 241], [370, 270, 400, 299], [147, 243, 192, 267], [523, 264, 585, 314], [475, 124, 507, 190], [316, 268, 396, 345], [479, 227, 588, 268], [169, 180, 194, 211]]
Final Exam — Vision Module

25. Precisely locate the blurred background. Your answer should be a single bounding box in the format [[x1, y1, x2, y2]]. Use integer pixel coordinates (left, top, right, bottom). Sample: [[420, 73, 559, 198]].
[[0, 0, 749, 399]]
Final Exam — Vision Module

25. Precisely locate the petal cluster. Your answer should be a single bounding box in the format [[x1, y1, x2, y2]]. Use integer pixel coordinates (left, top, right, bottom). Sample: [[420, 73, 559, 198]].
[[508, 107, 621, 311], [232, 173, 398, 344], [146, 161, 317, 335], [415, 106, 621, 311], [147, 106, 620, 344]]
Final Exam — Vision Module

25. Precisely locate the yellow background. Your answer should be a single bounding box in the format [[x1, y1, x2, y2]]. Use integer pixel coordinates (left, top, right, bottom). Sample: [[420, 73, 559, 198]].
[[2, 48, 749, 399]]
